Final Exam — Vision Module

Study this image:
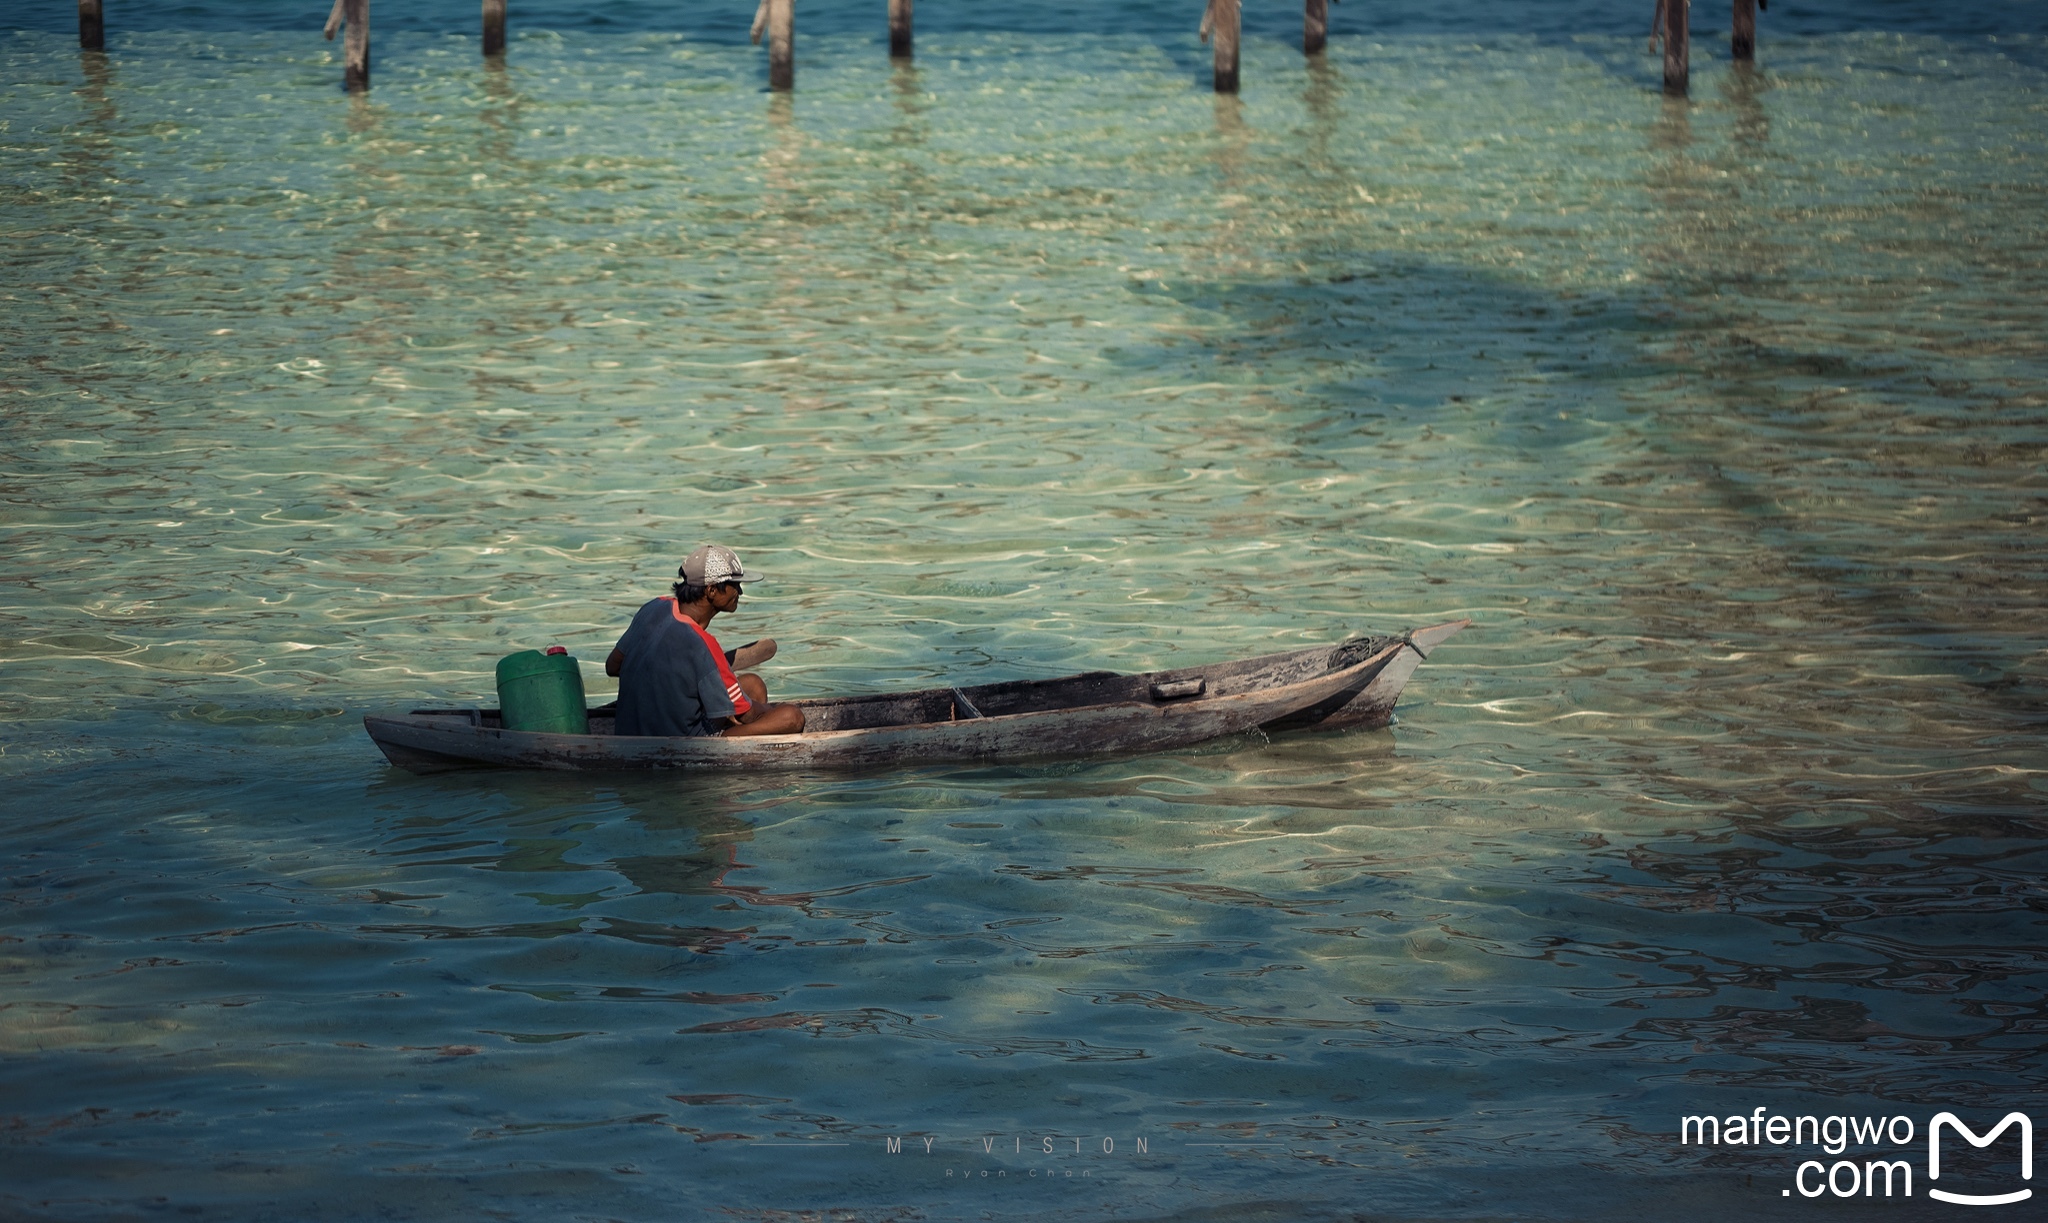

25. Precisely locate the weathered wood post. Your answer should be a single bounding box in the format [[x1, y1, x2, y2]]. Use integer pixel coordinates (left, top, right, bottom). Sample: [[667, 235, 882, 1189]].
[[483, 0, 506, 56], [1200, 0, 1240, 94], [889, 0, 911, 58], [1662, 0, 1688, 96], [769, 0, 793, 90], [1304, 0, 1328, 56], [1732, 0, 1756, 61], [752, 0, 794, 91], [326, 0, 370, 89], [79, 0, 104, 50]]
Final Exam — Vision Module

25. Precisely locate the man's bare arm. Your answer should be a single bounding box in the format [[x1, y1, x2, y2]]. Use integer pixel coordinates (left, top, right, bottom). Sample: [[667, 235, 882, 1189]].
[[609, 639, 773, 680], [728, 638, 777, 670]]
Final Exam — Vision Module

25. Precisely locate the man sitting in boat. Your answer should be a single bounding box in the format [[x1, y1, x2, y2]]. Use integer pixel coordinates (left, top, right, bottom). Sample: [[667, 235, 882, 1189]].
[[604, 545, 805, 738]]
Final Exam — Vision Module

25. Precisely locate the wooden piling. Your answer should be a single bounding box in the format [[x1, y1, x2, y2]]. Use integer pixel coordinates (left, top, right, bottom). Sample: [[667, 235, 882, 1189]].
[[1732, 0, 1755, 61], [1662, 0, 1687, 96], [889, 0, 911, 59], [1216, 0, 1239, 94], [770, 0, 793, 90], [1304, 0, 1328, 57], [343, 0, 369, 90], [1200, 0, 1240, 94], [752, 0, 793, 90], [483, 0, 505, 56], [79, 0, 103, 50]]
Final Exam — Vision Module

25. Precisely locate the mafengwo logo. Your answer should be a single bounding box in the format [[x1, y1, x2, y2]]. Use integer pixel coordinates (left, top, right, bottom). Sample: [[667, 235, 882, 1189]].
[[1928, 1113, 2033, 1206], [1679, 1109, 2034, 1204]]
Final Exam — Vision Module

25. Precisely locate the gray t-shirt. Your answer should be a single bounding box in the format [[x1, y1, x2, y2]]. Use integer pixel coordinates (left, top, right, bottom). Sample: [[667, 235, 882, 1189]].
[[611, 598, 748, 737]]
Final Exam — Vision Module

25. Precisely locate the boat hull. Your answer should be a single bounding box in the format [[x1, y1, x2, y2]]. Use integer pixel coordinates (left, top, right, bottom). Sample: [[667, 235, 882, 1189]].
[[363, 621, 1466, 774]]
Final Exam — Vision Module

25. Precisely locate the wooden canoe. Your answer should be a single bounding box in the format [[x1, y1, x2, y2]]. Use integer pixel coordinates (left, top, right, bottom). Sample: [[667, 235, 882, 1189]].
[[362, 620, 1466, 774]]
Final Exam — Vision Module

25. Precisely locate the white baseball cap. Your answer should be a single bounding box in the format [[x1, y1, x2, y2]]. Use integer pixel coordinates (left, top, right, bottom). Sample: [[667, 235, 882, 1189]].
[[681, 544, 762, 585]]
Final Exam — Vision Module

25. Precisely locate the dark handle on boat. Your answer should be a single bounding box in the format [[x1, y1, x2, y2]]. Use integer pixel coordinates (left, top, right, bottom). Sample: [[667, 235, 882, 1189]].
[[1150, 678, 1205, 701], [951, 688, 984, 719]]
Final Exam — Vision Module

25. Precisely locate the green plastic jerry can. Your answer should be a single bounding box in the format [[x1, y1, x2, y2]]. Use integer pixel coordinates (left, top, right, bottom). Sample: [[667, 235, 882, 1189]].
[[496, 647, 590, 735]]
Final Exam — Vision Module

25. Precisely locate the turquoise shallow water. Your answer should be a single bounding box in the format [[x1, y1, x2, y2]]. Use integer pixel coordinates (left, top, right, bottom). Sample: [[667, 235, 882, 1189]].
[[3, 18, 2046, 1223]]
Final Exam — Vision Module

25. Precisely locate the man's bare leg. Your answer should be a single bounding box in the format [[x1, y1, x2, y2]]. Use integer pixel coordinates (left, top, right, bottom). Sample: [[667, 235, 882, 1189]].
[[722, 672, 805, 736]]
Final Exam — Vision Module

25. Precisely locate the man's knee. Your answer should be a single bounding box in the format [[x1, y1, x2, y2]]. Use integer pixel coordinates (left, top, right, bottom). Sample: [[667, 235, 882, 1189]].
[[737, 672, 769, 705]]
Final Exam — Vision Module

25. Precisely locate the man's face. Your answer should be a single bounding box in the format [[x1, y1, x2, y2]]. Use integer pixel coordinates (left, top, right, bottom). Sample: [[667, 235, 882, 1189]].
[[710, 582, 743, 611]]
